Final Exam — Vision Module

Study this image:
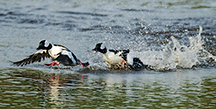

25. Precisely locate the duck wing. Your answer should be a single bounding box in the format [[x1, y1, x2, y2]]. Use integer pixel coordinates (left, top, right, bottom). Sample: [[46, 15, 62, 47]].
[[13, 50, 50, 66], [109, 49, 129, 61]]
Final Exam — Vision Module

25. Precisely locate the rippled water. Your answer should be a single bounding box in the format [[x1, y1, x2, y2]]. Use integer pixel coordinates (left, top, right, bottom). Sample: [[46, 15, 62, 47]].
[[1, 68, 216, 108], [0, 0, 216, 108]]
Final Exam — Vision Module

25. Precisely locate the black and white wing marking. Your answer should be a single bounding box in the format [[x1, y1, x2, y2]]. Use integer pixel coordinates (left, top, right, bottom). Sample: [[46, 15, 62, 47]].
[[13, 50, 50, 66], [55, 50, 78, 66], [53, 44, 70, 51], [109, 49, 130, 61]]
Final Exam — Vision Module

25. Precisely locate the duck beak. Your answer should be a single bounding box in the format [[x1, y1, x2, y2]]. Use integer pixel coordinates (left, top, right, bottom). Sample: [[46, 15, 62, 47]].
[[93, 50, 97, 53], [92, 48, 97, 53], [36, 46, 42, 50], [36, 47, 40, 50]]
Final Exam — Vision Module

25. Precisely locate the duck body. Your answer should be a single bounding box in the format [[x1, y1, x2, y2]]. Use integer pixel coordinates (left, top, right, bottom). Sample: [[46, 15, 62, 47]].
[[93, 43, 147, 70], [102, 51, 125, 67], [13, 40, 89, 67], [48, 44, 78, 66]]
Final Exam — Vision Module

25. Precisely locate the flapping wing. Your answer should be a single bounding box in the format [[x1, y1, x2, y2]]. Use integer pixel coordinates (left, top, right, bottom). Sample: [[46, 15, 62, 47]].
[[13, 50, 51, 66]]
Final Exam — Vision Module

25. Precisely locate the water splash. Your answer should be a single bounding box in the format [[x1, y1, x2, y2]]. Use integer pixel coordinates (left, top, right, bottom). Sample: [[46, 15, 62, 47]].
[[140, 26, 216, 71], [84, 26, 216, 72]]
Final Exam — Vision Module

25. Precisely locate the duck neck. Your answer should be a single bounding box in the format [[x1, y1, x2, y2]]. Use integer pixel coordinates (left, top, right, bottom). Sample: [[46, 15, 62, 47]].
[[46, 44, 52, 50], [99, 47, 107, 54]]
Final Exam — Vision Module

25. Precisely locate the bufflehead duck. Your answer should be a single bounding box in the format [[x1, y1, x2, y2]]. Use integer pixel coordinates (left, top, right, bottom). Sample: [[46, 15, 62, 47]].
[[13, 40, 89, 67], [92, 43, 147, 70]]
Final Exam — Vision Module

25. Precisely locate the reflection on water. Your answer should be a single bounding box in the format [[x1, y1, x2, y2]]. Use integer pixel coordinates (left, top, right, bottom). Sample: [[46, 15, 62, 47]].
[[49, 74, 60, 106], [0, 68, 215, 108]]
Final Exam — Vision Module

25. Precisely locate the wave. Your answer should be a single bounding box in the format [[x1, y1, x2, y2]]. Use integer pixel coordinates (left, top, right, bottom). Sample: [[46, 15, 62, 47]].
[[137, 26, 216, 71]]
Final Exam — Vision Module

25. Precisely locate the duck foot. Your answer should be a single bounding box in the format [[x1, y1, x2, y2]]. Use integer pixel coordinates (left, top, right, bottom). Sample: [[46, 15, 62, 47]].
[[44, 62, 60, 66], [78, 60, 89, 67], [121, 60, 126, 68]]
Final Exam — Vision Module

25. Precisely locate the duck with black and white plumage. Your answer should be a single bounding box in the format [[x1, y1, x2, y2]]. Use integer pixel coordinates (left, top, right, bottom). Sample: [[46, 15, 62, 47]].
[[13, 40, 89, 67], [92, 43, 148, 71]]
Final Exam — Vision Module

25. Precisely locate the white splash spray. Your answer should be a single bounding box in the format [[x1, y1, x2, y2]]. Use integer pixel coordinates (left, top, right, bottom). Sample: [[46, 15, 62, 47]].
[[139, 26, 216, 71]]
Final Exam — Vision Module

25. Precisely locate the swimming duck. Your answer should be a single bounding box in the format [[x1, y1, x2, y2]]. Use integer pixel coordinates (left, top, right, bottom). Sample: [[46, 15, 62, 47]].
[[13, 40, 89, 67], [92, 43, 147, 70]]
